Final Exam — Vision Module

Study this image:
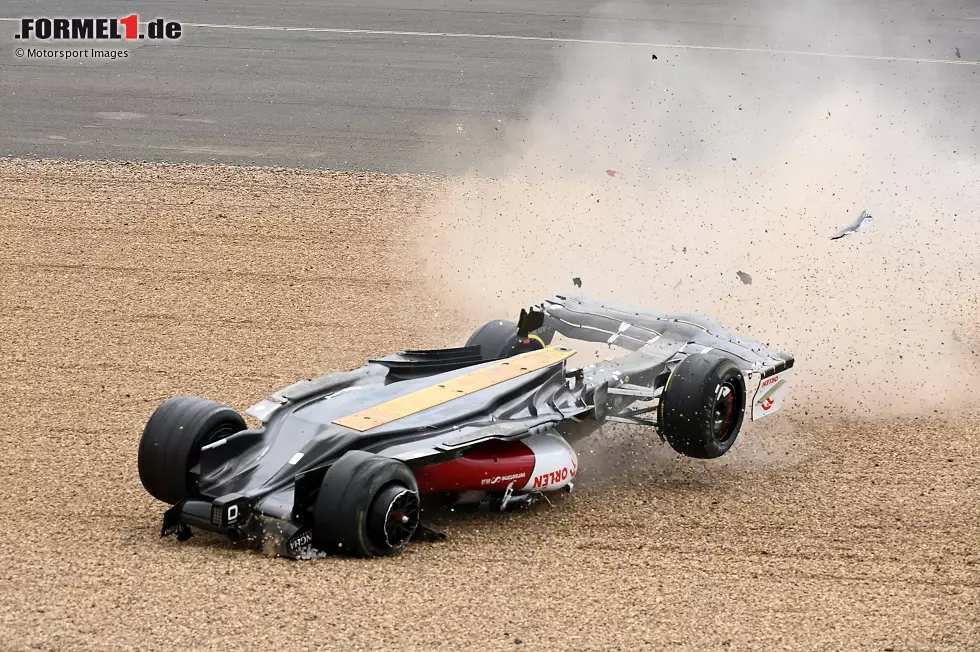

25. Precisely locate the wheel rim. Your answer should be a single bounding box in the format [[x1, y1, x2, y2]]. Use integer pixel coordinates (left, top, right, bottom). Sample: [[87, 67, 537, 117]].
[[712, 380, 739, 443], [368, 484, 420, 551]]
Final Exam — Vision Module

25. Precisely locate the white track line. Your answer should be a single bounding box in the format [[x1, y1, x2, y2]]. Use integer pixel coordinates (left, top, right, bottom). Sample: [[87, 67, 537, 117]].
[[2, 17, 976, 66]]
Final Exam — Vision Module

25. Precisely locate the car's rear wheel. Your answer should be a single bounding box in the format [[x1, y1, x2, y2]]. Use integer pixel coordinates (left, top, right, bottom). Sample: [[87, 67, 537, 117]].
[[465, 319, 545, 360], [658, 354, 747, 459], [138, 396, 247, 504], [312, 451, 420, 557]]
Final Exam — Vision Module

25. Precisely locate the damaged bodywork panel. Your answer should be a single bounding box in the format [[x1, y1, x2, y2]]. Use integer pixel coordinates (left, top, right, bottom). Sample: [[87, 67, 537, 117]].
[[142, 294, 795, 559]]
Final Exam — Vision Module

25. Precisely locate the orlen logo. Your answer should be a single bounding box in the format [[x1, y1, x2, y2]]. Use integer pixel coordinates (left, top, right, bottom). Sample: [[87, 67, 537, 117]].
[[531, 466, 575, 489], [761, 375, 780, 387], [15, 16, 182, 41]]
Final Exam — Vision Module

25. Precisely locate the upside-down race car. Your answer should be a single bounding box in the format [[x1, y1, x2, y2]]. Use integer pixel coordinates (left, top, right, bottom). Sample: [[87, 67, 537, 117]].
[[138, 295, 794, 558]]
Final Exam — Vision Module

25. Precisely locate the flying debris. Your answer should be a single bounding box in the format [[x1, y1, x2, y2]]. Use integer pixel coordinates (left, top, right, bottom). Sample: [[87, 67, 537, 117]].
[[736, 271, 753, 285], [830, 210, 873, 240]]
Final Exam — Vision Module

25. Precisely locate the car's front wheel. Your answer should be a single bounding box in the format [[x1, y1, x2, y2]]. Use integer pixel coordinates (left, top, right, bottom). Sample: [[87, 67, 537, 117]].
[[658, 354, 747, 459]]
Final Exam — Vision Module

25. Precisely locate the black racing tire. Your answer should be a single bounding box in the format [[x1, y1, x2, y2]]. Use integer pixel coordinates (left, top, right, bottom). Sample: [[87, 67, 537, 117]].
[[465, 319, 545, 360], [138, 396, 247, 505], [312, 451, 420, 557], [658, 354, 747, 459]]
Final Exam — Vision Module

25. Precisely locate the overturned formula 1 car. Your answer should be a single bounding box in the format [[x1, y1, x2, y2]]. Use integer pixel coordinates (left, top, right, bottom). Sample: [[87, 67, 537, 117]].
[[138, 295, 794, 558]]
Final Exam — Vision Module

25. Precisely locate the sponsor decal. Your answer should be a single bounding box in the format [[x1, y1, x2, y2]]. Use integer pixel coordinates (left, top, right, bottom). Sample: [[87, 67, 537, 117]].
[[286, 528, 313, 553], [531, 465, 576, 489], [481, 472, 527, 486], [751, 368, 793, 420]]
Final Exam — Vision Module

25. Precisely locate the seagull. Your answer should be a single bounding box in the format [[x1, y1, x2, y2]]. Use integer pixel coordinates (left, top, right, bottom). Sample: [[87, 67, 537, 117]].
[[830, 210, 873, 240], [572, 277, 582, 288]]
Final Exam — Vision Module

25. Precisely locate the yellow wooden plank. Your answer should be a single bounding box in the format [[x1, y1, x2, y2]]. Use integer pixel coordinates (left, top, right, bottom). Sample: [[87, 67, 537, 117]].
[[333, 346, 576, 431]]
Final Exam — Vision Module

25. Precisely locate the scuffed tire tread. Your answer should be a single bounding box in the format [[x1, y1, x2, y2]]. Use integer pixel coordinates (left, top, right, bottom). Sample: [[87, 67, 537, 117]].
[[138, 396, 246, 505]]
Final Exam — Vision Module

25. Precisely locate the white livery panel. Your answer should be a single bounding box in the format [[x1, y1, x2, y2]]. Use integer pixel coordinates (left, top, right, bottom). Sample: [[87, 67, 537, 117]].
[[751, 368, 794, 420], [520, 431, 578, 491]]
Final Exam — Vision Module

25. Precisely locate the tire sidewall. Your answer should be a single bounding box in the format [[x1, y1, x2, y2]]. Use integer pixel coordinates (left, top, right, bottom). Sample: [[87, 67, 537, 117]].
[[312, 451, 419, 557], [465, 319, 544, 360], [138, 396, 246, 504], [659, 355, 746, 459]]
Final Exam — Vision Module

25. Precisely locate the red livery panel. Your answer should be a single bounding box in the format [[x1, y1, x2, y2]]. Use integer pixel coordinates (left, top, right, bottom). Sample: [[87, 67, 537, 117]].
[[413, 439, 536, 493]]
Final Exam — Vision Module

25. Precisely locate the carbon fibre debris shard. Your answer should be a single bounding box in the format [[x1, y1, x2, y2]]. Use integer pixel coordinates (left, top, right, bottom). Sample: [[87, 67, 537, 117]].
[[831, 210, 873, 239]]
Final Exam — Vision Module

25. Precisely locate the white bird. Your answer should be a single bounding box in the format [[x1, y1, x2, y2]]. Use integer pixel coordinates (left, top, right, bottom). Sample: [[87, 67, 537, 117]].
[[830, 210, 873, 240]]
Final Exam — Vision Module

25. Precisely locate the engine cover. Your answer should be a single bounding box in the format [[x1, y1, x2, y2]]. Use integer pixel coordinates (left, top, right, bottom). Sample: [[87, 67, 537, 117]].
[[413, 431, 577, 494]]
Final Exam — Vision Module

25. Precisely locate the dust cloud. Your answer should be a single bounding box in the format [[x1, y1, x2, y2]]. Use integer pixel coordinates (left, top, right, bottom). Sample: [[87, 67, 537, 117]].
[[417, 1, 980, 419]]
